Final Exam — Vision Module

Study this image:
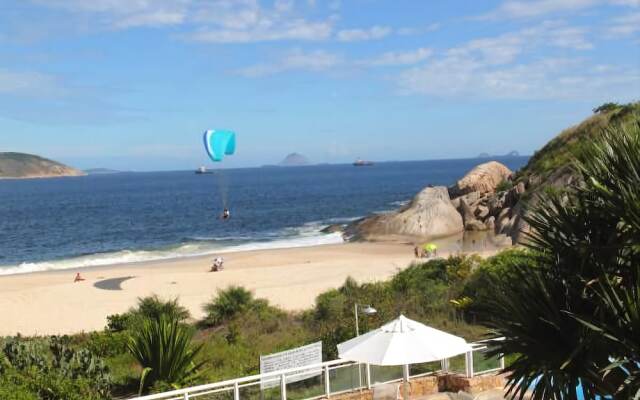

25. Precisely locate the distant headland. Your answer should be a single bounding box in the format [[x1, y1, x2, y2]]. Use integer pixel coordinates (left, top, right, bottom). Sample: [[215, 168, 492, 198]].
[[279, 152, 311, 166], [0, 152, 85, 179], [84, 168, 125, 175], [477, 150, 520, 158]]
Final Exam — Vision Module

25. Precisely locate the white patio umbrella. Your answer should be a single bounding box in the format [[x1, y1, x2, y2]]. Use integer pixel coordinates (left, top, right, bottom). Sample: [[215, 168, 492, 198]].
[[337, 315, 472, 398]]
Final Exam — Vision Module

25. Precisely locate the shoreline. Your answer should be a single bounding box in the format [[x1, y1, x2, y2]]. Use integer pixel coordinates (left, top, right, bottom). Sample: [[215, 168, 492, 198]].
[[0, 241, 502, 336]]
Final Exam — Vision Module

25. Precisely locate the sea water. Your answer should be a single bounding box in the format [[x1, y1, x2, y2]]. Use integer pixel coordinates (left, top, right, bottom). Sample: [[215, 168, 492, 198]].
[[0, 157, 528, 275]]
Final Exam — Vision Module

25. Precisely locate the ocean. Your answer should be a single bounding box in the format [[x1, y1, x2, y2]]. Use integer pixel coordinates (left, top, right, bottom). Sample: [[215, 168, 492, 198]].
[[0, 157, 529, 275]]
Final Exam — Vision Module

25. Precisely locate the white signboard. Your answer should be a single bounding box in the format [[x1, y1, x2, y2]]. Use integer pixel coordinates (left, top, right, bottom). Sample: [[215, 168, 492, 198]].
[[259, 341, 322, 389]]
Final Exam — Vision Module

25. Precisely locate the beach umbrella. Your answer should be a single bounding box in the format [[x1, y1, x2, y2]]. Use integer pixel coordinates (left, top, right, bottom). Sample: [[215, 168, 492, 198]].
[[337, 315, 472, 397], [423, 243, 437, 252]]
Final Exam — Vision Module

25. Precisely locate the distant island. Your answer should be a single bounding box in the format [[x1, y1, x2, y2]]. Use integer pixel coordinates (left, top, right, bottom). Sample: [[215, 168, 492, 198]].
[[0, 152, 85, 179], [279, 153, 311, 167], [84, 168, 124, 175], [477, 150, 520, 158]]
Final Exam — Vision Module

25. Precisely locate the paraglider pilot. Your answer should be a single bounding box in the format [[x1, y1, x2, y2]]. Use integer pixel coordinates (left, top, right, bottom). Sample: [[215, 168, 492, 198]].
[[221, 208, 230, 220]]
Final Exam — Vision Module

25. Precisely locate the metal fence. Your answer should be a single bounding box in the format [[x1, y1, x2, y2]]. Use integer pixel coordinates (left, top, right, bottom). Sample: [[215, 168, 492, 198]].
[[130, 339, 505, 400]]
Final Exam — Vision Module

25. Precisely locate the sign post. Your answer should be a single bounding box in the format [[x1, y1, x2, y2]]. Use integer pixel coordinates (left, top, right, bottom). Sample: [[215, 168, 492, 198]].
[[260, 342, 323, 390]]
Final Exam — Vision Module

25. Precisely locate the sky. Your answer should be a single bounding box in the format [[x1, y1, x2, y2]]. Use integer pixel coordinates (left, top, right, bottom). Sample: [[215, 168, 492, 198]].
[[0, 0, 639, 171]]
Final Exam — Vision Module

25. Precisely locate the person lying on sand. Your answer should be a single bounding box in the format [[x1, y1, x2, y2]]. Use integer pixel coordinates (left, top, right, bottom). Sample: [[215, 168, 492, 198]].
[[74, 273, 85, 282]]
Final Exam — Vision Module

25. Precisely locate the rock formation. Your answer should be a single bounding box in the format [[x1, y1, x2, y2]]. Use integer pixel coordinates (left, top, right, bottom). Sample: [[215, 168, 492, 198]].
[[451, 161, 512, 196], [0, 152, 85, 179], [345, 187, 463, 240], [343, 160, 525, 243]]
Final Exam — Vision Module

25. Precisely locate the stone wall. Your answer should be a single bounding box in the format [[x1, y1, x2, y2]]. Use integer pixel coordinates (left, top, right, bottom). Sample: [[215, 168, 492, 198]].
[[326, 374, 503, 400], [439, 373, 506, 395], [327, 375, 439, 400]]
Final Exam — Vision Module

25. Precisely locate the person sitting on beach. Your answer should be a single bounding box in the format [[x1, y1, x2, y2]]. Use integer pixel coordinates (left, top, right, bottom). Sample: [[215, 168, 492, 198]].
[[210, 256, 224, 272], [74, 273, 85, 282]]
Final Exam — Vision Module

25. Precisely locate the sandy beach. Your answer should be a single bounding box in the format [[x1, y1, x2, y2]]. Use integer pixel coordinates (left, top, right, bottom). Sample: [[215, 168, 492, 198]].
[[0, 242, 427, 336]]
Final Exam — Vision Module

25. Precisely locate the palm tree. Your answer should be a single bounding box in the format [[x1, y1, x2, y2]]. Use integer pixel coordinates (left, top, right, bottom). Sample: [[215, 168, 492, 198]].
[[128, 316, 204, 393], [481, 121, 640, 400]]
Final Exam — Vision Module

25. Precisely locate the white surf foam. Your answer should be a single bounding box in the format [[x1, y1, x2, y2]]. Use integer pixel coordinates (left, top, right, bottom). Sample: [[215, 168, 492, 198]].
[[0, 230, 344, 276]]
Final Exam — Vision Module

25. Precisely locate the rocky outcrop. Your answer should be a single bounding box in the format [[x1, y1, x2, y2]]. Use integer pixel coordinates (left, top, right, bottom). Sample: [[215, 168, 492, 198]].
[[0, 152, 85, 179], [341, 160, 528, 243], [450, 161, 513, 196], [345, 187, 463, 240]]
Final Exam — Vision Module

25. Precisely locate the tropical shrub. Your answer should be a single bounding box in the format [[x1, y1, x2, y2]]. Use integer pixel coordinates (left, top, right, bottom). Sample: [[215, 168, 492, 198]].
[[202, 286, 266, 327], [481, 121, 640, 399], [128, 315, 204, 393]]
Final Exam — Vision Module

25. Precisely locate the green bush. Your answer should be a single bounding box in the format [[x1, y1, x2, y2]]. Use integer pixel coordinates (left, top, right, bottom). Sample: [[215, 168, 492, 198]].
[[202, 286, 262, 327], [128, 316, 204, 393], [495, 179, 513, 192], [0, 337, 112, 399], [106, 313, 132, 332], [463, 248, 537, 315], [135, 295, 191, 322]]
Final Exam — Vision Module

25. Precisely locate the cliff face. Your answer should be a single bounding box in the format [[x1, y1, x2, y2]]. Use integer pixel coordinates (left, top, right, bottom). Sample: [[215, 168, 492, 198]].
[[0, 153, 85, 179]]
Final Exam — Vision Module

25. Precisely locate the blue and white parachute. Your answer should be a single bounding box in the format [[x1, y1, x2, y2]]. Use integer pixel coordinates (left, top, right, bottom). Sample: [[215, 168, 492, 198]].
[[203, 130, 236, 162]]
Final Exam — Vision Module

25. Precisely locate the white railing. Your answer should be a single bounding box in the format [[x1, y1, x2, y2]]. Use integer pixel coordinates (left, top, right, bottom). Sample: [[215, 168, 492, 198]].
[[130, 339, 505, 400]]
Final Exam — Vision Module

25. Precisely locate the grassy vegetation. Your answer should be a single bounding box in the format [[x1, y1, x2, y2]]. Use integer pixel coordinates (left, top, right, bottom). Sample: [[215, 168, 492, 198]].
[[515, 101, 640, 187], [0, 251, 534, 399]]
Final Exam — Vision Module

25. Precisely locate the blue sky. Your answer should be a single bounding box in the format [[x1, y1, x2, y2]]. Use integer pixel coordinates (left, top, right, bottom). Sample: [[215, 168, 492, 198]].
[[1, 0, 639, 170]]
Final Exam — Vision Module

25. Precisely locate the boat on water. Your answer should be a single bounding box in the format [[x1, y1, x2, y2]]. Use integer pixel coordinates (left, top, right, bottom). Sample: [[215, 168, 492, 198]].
[[353, 158, 374, 167], [195, 166, 214, 174]]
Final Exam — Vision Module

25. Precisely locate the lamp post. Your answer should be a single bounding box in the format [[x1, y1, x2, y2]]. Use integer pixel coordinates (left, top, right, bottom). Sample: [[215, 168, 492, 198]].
[[354, 304, 377, 389], [354, 304, 377, 336]]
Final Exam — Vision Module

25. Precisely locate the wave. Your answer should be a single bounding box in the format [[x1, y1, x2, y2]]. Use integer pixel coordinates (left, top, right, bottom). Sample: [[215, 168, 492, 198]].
[[0, 227, 344, 276], [390, 200, 410, 207]]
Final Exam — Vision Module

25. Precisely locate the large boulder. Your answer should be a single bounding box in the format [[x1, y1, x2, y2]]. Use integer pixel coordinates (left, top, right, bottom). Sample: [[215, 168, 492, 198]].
[[451, 161, 513, 196], [346, 186, 463, 240]]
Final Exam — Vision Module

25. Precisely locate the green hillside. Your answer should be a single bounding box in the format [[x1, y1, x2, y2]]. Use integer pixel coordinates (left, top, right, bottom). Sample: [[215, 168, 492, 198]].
[[0, 152, 84, 179], [516, 102, 640, 186]]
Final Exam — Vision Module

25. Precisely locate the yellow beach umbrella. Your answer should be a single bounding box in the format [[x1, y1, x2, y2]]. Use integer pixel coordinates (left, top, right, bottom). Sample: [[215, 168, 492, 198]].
[[423, 243, 437, 252]]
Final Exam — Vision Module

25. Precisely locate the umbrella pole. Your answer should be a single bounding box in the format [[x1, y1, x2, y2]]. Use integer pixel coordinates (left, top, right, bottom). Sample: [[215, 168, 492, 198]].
[[402, 364, 409, 400]]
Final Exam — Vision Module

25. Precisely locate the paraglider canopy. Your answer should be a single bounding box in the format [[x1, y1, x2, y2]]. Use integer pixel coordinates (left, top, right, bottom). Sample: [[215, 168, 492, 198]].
[[203, 130, 236, 162]]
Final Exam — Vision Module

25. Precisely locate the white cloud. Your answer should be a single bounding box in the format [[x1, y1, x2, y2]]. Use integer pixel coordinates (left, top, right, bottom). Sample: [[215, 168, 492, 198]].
[[236, 49, 342, 77], [605, 12, 640, 36], [396, 23, 635, 100], [478, 0, 639, 19], [492, 0, 599, 18], [188, 20, 333, 43], [365, 48, 433, 66], [33, 0, 190, 28], [400, 56, 639, 100], [185, 0, 335, 43], [0, 69, 64, 97], [336, 26, 391, 42], [32, 0, 336, 40]]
